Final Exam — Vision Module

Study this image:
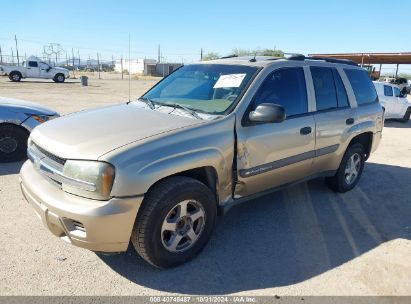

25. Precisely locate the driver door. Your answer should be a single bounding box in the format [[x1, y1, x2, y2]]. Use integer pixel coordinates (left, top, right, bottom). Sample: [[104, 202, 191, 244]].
[[39, 62, 52, 79], [234, 66, 316, 197]]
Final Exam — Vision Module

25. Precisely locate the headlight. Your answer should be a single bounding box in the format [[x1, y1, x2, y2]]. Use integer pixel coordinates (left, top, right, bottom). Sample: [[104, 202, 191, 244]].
[[62, 160, 115, 200], [31, 114, 59, 123]]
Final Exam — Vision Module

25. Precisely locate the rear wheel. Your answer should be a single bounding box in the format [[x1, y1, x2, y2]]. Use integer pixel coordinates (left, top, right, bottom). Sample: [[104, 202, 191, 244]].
[[401, 107, 411, 123], [0, 124, 29, 163], [54, 73, 65, 83], [131, 176, 216, 268], [326, 143, 365, 193], [9, 71, 22, 82]]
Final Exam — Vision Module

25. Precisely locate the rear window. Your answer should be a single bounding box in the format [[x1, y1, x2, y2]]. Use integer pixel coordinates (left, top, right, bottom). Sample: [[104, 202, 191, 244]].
[[384, 85, 393, 96], [344, 69, 378, 105]]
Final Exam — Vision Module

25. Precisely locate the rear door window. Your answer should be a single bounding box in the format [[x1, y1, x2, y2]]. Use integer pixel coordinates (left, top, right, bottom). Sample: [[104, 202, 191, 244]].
[[28, 61, 38, 67], [310, 67, 349, 111], [311, 66, 337, 111], [332, 69, 349, 107], [384, 85, 393, 96], [344, 69, 378, 105]]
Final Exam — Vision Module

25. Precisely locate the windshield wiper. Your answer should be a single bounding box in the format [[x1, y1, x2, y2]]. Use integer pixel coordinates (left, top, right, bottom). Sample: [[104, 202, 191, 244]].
[[137, 97, 155, 109], [163, 103, 203, 120]]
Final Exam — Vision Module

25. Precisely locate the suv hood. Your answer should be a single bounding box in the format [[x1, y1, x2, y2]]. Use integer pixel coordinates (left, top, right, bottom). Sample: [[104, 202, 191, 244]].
[[0, 97, 58, 116], [30, 103, 203, 160]]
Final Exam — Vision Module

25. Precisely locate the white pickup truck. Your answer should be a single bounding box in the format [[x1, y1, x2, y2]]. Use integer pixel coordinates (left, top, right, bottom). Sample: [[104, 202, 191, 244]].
[[0, 56, 70, 83], [373, 81, 411, 122]]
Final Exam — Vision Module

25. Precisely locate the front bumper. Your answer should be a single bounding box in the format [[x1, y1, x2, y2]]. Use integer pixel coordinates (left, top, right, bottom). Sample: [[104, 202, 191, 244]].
[[20, 161, 143, 252]]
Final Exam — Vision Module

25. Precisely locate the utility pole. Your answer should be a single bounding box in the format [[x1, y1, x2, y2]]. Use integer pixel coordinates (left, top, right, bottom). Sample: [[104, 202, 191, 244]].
[[97, 53, 101, 79], [77, 49, 80, 67], [11, 48, 14, 64], [121, 55, 124, 80], [71, 48, 76, 78], [200, 48, 203, 61], [14, 35, 20, 65], [158, 44, 160, 63], [0, 45, 3, 64]]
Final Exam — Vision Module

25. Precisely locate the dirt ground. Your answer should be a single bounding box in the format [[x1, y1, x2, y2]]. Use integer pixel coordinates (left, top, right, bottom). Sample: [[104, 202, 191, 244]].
[[0, 75, 410, 296]]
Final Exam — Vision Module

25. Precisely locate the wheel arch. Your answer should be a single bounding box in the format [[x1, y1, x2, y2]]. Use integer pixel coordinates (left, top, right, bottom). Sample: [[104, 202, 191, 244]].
[[0, 122, 30, 135], [144, 166, 219, 204], [9, 70, 23, 79], [348, 132, 373, 160]]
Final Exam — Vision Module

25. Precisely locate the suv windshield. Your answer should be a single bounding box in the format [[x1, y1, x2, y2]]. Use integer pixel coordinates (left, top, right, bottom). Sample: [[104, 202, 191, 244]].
[[143, 64, 259, 114]]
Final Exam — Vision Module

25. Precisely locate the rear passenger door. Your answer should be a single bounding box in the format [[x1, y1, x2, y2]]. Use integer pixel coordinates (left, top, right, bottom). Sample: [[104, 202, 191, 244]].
[[309, 66, 356, 174]]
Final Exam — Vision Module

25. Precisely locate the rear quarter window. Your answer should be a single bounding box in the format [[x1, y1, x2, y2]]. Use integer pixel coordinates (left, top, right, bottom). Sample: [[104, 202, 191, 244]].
[[344, 69, 378, 105]]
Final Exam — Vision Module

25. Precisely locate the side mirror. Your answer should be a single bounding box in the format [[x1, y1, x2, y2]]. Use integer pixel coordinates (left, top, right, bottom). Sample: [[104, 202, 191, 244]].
[[249, 103, 286, 123]]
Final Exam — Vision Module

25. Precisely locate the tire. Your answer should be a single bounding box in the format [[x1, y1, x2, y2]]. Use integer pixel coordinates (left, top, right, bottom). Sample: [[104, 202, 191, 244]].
[[131, 176, 217, 268], [401, 108, 411, 123], [9, 71, 22, 82], [0, 124, 29, 163], [326, 143, 365, 193], [54, 73, 65, 83]]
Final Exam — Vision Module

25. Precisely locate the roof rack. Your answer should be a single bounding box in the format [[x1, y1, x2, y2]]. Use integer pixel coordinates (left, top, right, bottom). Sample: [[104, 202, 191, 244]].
[[287, 54, 358, 66]]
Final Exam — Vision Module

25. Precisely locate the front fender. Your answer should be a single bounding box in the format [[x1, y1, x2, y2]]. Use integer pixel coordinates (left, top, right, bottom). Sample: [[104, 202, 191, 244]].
[[127, 148, 225, 196], [0, 107, 29, 127], [103, 114, 236, 203]]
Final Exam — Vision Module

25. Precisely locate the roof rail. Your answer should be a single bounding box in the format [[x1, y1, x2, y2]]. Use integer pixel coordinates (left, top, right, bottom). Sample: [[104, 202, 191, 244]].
[[287, 54, 358, 66]]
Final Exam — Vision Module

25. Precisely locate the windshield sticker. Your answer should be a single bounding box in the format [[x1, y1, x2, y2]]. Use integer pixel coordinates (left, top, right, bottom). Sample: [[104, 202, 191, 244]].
[[213, 73, 246, 88]]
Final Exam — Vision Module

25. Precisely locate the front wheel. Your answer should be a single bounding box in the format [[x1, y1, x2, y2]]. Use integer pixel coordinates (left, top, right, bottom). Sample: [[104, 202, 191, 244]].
[[54, 73, 65, 83], [0, 124, 29, 162], [131, 176, 216, 268], [326, 143, 365, 193]]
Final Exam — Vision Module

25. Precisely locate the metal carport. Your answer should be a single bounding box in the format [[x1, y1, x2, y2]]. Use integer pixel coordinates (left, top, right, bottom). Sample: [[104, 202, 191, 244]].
[[308, 52, 411, 77]]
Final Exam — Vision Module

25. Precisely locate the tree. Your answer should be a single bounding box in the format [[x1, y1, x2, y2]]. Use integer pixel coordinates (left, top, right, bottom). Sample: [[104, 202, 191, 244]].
[[232, 48, 253, 56], [260, 48, 284, 57], [232, 47, 284, 57], [202, 52, 220, 61]]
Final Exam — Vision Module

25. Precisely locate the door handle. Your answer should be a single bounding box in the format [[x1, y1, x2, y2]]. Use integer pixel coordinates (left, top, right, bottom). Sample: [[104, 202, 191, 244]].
[[300, 126, 312, 135], [346, 118, 355, 125]]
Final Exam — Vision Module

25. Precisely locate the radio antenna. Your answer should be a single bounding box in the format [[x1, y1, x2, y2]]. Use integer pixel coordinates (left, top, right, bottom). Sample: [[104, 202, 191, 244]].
[[128, 33, 131, 103]]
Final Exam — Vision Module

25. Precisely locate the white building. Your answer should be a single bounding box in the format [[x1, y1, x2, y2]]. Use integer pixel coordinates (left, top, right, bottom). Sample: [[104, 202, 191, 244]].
[[115, 58, 156, 74]]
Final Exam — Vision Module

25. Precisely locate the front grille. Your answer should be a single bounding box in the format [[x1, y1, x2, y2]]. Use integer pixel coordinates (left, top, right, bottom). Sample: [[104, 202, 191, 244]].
[[32, 142, 66, 165], [29, 141, 66, 188]]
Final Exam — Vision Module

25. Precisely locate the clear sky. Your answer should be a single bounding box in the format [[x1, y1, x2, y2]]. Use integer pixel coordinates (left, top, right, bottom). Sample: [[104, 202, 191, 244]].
[[1, 0, 410, 74]]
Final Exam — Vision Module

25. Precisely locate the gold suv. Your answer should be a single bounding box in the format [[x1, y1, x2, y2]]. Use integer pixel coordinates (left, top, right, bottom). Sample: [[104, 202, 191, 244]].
[[20, 55, 383, 268]]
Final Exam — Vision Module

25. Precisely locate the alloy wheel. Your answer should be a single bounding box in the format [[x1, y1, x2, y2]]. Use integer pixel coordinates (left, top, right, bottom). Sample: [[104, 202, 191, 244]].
[[344, 152, 361, 185], [161, 200, 206, 253]]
